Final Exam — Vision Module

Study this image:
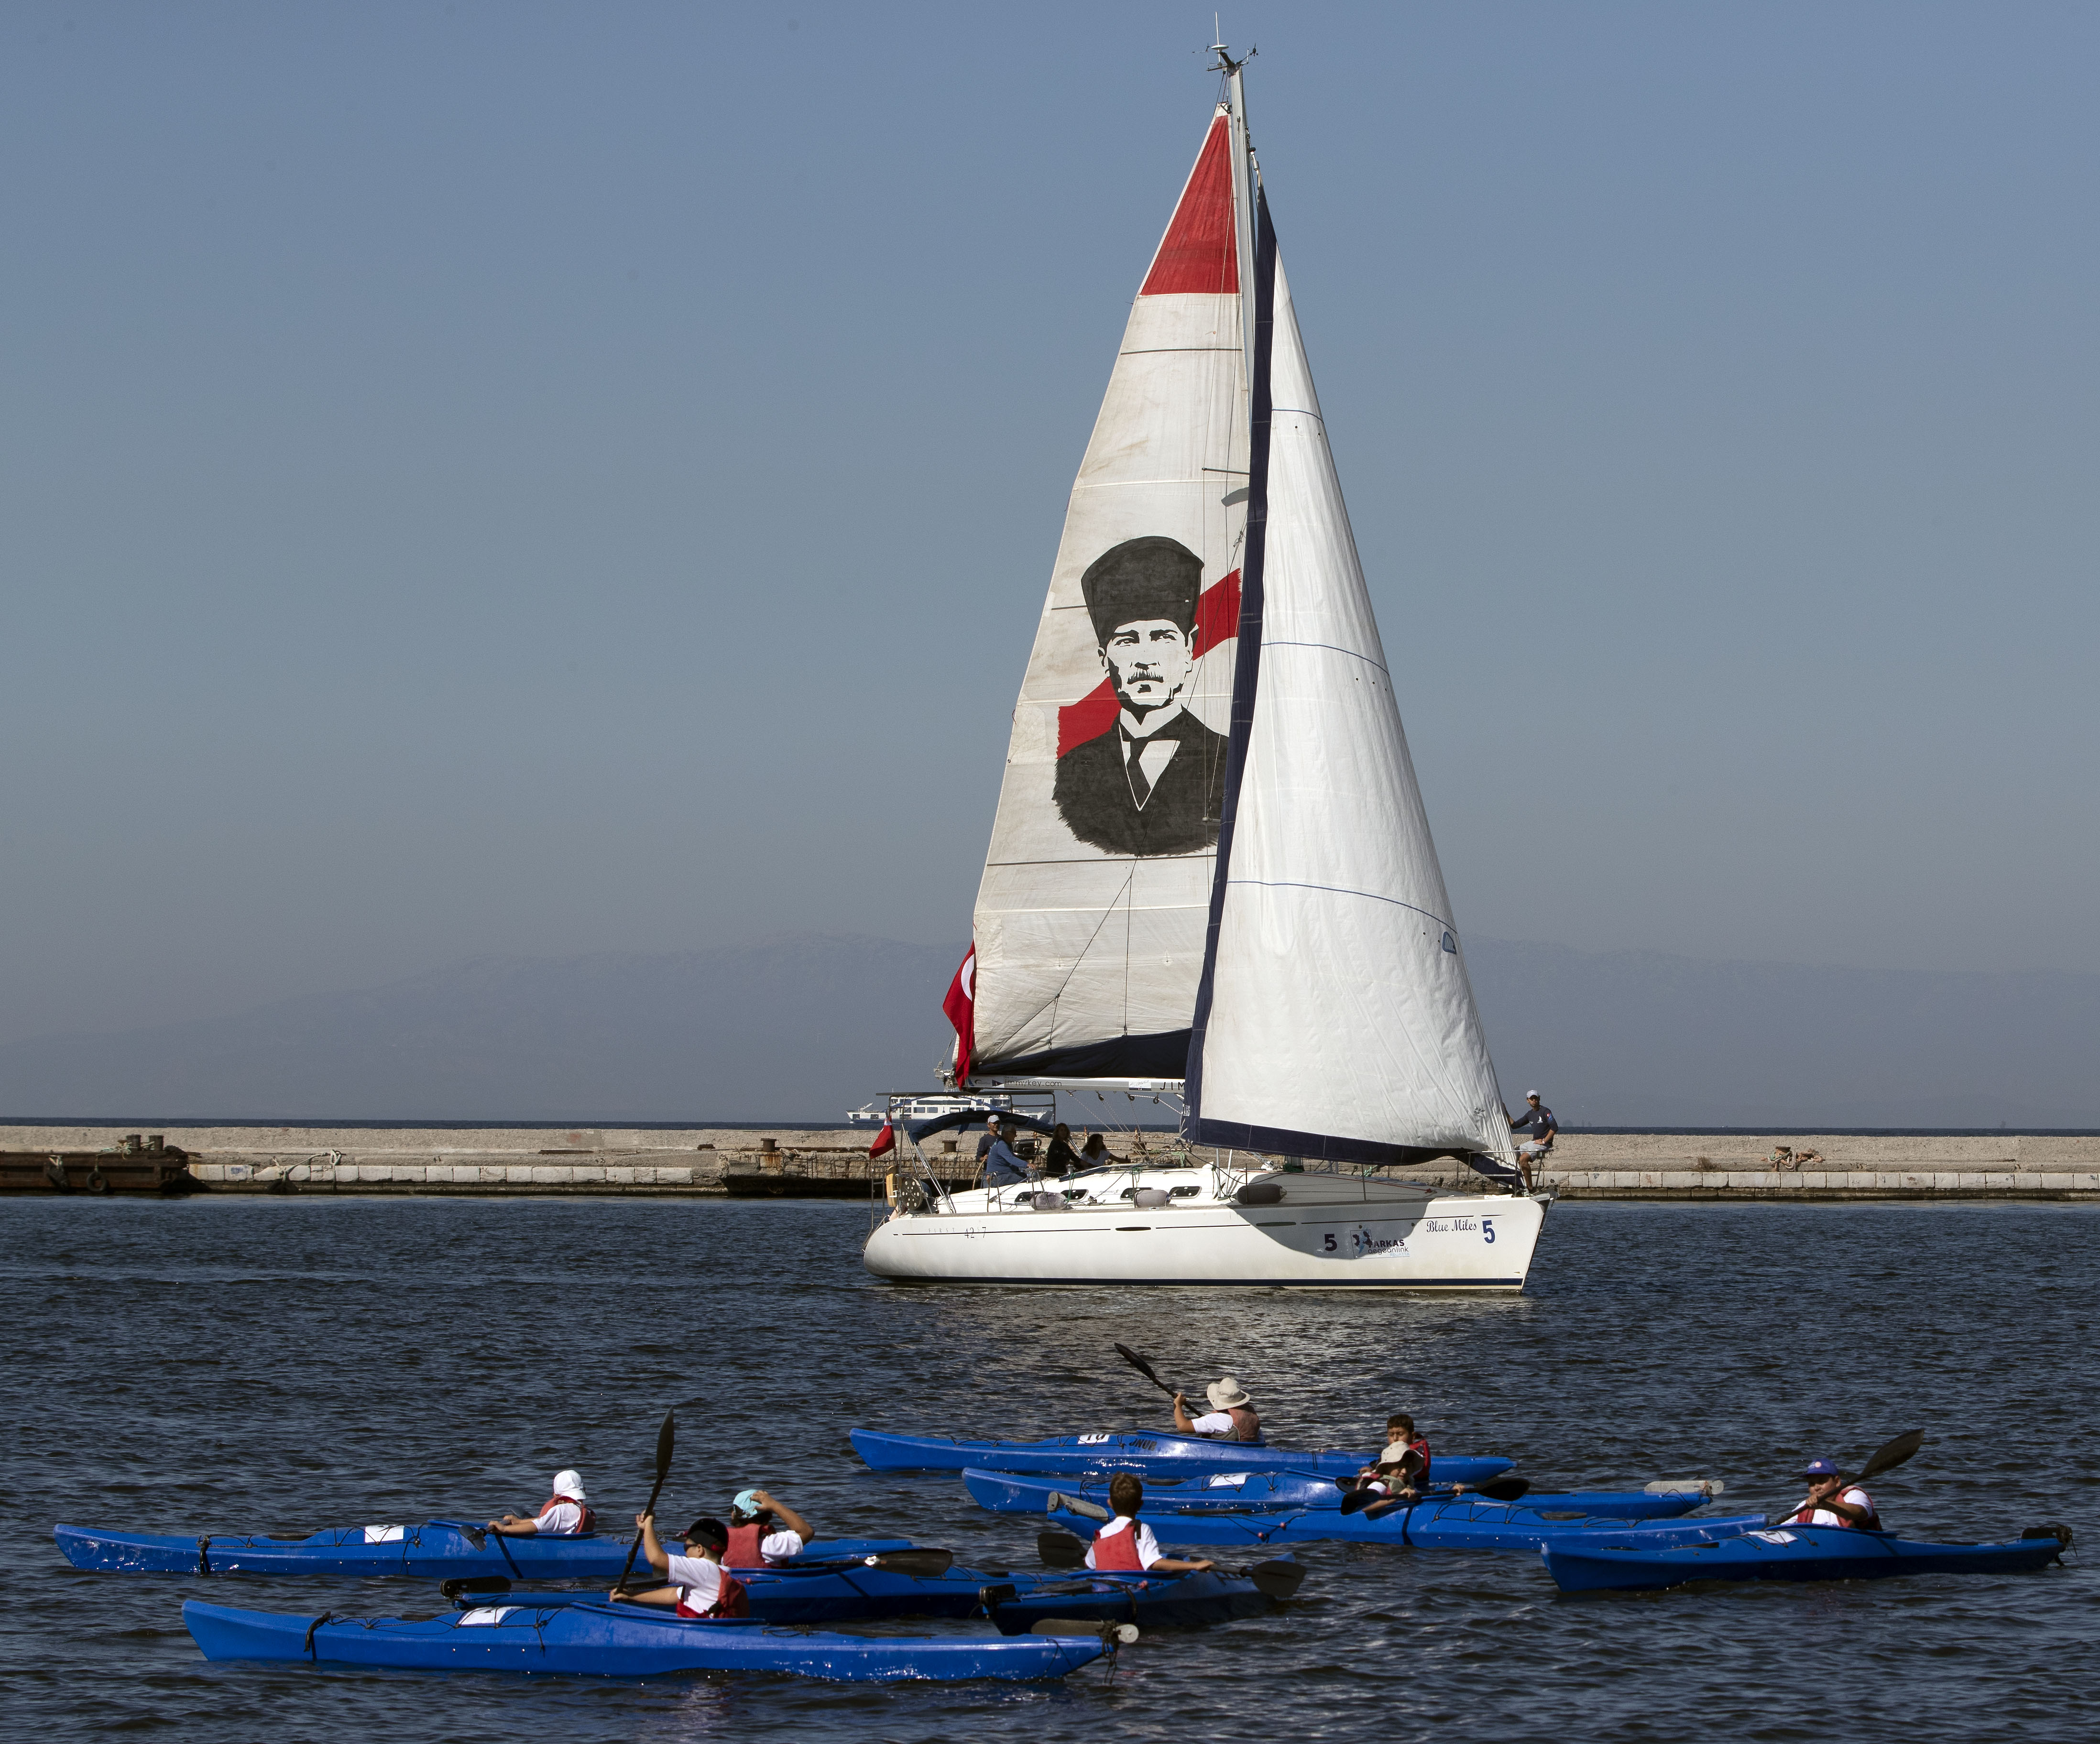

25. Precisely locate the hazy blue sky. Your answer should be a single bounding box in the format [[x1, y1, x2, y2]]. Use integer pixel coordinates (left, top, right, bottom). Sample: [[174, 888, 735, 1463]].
[[5, 1, 2096, 1047]]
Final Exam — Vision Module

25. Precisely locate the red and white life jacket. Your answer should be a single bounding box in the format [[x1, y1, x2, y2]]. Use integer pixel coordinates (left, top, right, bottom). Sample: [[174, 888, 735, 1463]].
[[536, 1493, 596, 1536], [1091, 1518, 1147, 1572], [675, 1566, 750, 1618], [1792, 1487, 1880, 1531], [724, 1522, 782, 1567]]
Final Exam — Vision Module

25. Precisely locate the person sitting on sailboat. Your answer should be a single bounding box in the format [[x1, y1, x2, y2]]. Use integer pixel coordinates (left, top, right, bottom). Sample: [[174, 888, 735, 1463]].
[[1509, 1092, 1558, 1186], [982, 1120, 1030, 1188], [486, 1469, 593, 1537], [1085, 1473, 1216, 1574], [1040, 1122, 1081, 1178], [1079, 1131, 1111, 1167], [1172, 1377, 1261, 1442], [723, 1488, 813, 1566]]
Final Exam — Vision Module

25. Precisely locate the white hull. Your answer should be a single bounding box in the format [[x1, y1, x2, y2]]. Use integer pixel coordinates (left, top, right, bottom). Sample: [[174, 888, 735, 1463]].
[[863, 1165, 1548, 1290]]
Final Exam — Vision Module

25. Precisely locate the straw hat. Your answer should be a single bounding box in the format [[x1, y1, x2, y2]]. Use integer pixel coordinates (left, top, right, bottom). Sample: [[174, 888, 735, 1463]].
[[1205, 1377, 1253, 1410]]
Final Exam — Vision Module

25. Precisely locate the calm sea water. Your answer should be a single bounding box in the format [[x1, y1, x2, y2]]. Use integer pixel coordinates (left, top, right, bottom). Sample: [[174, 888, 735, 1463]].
[[3, 1196, 2091, 1742]]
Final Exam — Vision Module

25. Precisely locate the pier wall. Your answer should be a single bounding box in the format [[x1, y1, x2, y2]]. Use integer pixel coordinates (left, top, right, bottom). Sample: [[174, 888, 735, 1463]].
[[2, 1125, 2096, 1199]]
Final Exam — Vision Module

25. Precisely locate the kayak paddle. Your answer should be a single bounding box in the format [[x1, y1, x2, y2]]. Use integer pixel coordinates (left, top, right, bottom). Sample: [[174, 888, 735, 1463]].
[[615, 1411, 677, 1594], [1036, 1528, 1303, 1597], [1765, 1429, 1924, 1526], [1338, 1474, 1530, 1515], [1113, 1343, 1180, 1402]]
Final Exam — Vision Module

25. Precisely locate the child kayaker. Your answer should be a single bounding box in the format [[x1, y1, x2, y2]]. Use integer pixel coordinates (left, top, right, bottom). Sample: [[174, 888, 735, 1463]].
[[1084, 1474, 1216, 1574], [487, 1469, 593, 1536], [724, 1487, 813, 1565], [611, 1513, 751, 1616], [1788, 1458, 1882, 1529]]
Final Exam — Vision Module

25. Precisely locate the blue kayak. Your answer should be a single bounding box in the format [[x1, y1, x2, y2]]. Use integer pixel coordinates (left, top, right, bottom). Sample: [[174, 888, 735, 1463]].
[[852, 1427, 1513, 1483], [963, 1467, 1705, 1522], [183, 1597, 1109, 1681], [56, 1522, 908, 1581], [1043, 1500, 1767, 1553], [1542, 1525, 2072, 1593]]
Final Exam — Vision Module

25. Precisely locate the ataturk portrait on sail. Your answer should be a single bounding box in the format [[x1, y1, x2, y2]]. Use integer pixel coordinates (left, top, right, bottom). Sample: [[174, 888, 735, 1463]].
[[1053, 535, 1230, 857]]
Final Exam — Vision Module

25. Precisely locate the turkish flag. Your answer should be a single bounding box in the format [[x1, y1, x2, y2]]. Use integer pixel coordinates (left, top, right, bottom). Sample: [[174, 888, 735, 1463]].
[[943, 946, 977, 1085], [867, 1123, 896, 1161]]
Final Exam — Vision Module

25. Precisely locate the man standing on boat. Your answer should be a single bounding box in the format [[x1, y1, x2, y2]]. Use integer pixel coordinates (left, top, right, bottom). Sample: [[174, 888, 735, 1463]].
[[1173, 1378, 1261, 1442], [1508, 1092, 1558, 1187], [1053, 536, 1229, 858]]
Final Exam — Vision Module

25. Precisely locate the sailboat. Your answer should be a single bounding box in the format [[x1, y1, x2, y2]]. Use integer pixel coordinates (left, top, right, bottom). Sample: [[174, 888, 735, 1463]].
[[863, 48, 1551, 1289]]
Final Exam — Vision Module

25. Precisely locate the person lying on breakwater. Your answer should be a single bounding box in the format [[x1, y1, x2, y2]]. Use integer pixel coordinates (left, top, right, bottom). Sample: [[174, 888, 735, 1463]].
[[611, 1513, 751, 1616], [1172, 1377, 1261, 1441], [487, 1469, 594, 1536], [1087, 1473, 1217, 1574], [724, 1487, 813, 1565], [1786, 1458, 1881, 1529]]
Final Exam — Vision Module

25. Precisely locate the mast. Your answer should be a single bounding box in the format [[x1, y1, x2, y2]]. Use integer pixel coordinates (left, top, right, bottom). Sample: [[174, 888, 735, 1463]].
[[1214, 37, 1259, 393]]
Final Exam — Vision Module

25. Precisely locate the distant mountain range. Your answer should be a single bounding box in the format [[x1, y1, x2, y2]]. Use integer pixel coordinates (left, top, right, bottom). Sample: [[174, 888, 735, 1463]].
[[0, 932, 2091, 1127]]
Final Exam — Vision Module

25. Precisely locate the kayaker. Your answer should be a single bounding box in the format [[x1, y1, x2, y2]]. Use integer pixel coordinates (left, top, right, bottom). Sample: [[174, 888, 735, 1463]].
[[1787, 1458, 1882, 1529], [487, 1469, 594, 1537], [1172, 1377, 1261, 1442], [724, 1487, 813, 1565], [1354, 1415, 1443, 1499], [1085, 1473, 1216, 1574], [612, 1513, 751, 1617]]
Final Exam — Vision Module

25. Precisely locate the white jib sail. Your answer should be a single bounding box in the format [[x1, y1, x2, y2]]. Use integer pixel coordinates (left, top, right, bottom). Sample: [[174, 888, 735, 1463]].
[[1191, 248, 1516, 1164], [966, 109, 1251, 1080]]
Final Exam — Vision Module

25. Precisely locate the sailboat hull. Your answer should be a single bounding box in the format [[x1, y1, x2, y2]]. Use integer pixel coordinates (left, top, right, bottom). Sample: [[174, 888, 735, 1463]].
[[863, 1180, 1546, 1290]]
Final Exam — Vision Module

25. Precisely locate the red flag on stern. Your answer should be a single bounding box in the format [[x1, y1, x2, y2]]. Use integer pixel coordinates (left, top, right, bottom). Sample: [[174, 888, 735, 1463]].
[[943, 946, 977, 1085], [867, 1123, 897, 1161]]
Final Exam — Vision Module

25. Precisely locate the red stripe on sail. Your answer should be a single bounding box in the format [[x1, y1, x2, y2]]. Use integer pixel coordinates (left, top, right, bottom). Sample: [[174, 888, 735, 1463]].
[[1139, 113, 1238, 296], [1057, 569, 1241, 757]]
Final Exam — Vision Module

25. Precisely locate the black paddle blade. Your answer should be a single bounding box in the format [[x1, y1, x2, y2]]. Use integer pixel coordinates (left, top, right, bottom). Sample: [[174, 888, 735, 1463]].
[[1337, 1487, 1383, 1516], [439, 1576, 511, 1600], [1247, 1558, 1305, 1600], [1476, 1476, 1531, 1503], [1113, 1342, 1173, 1396], [868, 1548, 954, 1578], [1038, 1530, 1088, 1570], [652, 1411, 677, 1479], [1857, 1429, 1924, 1481]]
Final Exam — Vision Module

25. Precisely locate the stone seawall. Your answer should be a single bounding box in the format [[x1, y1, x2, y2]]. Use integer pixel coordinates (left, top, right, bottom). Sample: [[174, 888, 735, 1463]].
[[2, 1125, 2094, 1199]]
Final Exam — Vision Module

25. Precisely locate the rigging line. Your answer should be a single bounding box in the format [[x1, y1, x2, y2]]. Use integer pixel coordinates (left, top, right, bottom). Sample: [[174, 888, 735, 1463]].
[[1002, 864, 1138, 1037], [1221, 878, 1457, 934], [1258, 639, 1391, 674]]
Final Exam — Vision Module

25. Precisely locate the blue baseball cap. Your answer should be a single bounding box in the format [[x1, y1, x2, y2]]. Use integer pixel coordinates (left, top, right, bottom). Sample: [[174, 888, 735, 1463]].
[[1801, 1458, 1842, 1477], [732, 1489, 764, 1516]]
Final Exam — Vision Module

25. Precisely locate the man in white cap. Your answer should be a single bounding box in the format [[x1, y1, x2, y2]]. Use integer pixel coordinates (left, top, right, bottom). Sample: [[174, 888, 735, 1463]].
[[1172, 1377, 1262, 1443], [1508, 1092, 1558, 1188], [487, 1469, 595, 1537]]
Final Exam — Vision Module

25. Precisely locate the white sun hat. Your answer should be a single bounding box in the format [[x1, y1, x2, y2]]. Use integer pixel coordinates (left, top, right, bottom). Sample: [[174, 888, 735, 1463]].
[[553, 1470, 587, 1501]]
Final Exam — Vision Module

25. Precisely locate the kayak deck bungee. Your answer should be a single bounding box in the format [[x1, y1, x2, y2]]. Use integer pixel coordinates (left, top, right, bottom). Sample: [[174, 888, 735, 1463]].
[[1042, 1500, 1768, 1554], [1541, 1525, 2073, 1593], [852, 1427, 1513, 1483], [55, 1523, 908, 1581], [961, 1467, 1705, 1522], [181, 1597, 1110, 1682], [440, 1559, 1288, 1630]]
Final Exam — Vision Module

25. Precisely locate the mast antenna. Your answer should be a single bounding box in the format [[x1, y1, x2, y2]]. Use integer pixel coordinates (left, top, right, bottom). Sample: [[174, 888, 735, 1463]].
[[1208, 23, 1255, 76]]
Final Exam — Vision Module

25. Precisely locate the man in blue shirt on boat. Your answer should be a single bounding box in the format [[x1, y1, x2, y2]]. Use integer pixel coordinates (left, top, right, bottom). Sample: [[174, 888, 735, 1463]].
[[1509, 1092, 1558, 1187], [982, 1120, 1029, 1188]]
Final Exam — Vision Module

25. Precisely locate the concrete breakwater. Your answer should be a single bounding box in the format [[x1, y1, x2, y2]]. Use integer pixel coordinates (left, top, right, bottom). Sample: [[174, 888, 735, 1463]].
[[2, 1125, 2096, 1199]]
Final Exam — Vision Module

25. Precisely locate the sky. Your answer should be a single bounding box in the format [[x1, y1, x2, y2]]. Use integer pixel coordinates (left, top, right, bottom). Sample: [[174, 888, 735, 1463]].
[[4, 0, 2097, 1048]]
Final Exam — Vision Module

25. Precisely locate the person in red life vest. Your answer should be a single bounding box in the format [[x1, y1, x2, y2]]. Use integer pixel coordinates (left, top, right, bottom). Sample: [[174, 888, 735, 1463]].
[[1085, 1473, 1217, 1574], [486, 1469, 595, 1537], [609, 1513, 750, 1617], [1352, 1414, 1448, 1503], [723, 1487, 813, 1567], [1789, 1458, 1882, 1530], [1172, 1377, 1261, 1442]]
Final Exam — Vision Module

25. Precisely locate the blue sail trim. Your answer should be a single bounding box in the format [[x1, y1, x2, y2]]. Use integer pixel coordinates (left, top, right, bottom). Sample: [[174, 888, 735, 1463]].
[[1190, 1113, 1483, 1172], [1184, 179, 1276, 1135]]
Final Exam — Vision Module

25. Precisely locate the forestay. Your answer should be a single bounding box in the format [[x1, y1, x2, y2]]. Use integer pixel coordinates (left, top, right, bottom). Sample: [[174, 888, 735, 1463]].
[[964, 109, 1251, 1080]]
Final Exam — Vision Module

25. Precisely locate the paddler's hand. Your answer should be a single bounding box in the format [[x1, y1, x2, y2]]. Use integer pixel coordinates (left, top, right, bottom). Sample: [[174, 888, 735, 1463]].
[[634, 1511, 656, 1531], [1448, 1483, 1469, 1496], [749, 1489, 775, 1509]]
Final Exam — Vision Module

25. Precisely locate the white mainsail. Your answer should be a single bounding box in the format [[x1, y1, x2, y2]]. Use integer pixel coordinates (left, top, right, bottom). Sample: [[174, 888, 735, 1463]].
[[1187, 184, 1516, 1167], [963, 109, 1252, 1080]]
